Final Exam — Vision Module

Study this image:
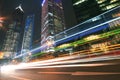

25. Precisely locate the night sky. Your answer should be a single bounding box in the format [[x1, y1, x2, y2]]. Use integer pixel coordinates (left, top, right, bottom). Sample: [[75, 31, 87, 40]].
[[0, 0, 42, 42]]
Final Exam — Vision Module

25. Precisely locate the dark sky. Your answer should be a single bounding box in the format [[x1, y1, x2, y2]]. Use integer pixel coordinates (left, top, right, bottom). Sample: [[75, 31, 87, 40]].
[[0, 0, 42, 42]]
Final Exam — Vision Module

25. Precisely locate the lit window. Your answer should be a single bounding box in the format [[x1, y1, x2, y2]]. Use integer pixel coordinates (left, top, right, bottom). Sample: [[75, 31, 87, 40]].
[[48, 12, 53, 16], [73, 0, 87, 6], [110, 0, 118, 3], [106, 4, 119, 10], [99, 3, 106, 7], [96, 0, 106, 4]]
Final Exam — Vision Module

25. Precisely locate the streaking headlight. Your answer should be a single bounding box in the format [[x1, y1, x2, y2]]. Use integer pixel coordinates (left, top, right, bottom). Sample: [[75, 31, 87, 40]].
[[1, 65, 16, 73]]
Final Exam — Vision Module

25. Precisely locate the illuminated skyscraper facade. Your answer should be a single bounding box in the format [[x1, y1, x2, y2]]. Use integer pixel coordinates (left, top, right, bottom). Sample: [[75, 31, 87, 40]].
[[72, 0, 120, 23], [21, 15, 34, 52], [41, 0, 66, 51], [0, 27, 6, 51], [2, 4, 24, 58]]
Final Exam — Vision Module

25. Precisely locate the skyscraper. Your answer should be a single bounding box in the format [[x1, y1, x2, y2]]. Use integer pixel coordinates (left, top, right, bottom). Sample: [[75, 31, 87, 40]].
[[21, 14, 34, 53], [41, 0, 66, 51], [0, 17, 6, 51], [12, 4, 24, 52], [2, 4, 24, 58], [72, 0, 120, 23], [0, 27, 6, 51]]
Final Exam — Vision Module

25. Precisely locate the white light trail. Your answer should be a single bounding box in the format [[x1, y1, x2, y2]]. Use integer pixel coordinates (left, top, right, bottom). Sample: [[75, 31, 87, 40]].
[[1, 54, 119, 73], [18, 63, 115, 69], [17, 53, 120, 68], [1, 65, 17, 73]]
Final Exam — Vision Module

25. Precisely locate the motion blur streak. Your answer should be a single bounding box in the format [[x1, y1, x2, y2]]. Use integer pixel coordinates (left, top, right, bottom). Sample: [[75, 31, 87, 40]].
[[1, 65, 17, 73], [38, 71, 120, 75], [1, 55, 119, 72], [19, 54, 120, 68], [21, 63, 115, 69]]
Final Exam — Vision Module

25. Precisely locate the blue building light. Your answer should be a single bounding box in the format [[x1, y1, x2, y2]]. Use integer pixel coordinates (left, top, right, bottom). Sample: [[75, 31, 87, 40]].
[[55, 24, 109, 46], [41, 0, 46, 6], [55, 17, 120, 46]]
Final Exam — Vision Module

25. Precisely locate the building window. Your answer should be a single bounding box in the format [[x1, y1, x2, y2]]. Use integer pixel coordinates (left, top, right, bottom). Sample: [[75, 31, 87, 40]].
[[96, 0, 106, 4], [110, 0, 118, 3], [102, 3, 120, 11], [73, 0, 87, 6]]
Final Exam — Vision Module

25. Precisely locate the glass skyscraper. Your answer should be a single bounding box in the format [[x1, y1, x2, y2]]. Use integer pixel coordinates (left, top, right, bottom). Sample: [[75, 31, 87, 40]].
[[2, 4, 24, 58], [72, 0, 120, 23], [41, 0, 66, 51]]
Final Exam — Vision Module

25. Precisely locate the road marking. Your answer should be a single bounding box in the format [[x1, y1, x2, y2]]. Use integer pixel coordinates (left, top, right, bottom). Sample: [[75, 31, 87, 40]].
[[10, 75, 31, 80], [72, 72, 120, 76]]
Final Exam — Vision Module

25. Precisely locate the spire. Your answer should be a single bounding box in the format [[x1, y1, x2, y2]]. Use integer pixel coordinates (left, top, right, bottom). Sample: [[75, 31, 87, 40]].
[[15, 4, 24, 12]]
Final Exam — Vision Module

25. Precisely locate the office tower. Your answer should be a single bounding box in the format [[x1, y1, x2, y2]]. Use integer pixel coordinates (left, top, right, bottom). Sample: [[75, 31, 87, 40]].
[[0, 27, 6, 51], [2, 4, 24, 58], [0, 17, 6, 51], [72, 0, 120, 23], [61, 0, 77, 29], [21, 15, 34, 53], [2, 24, 20, 58], [12, 4, 24, 52], [41, 0, 66, 51]]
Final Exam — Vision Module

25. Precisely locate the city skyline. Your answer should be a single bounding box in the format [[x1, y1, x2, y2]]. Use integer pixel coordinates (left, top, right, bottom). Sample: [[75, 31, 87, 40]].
[[0, 1, 120, 80], [0, 0, 41, 42]]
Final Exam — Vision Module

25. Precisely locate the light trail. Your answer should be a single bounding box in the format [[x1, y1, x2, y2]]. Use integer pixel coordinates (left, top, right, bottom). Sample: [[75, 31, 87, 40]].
[[1, 54, 120, 74], [38, 71, 120, 75], [55, 17, 120, 43], [18, 63, 115, 69], [19, 55, 119, 68]]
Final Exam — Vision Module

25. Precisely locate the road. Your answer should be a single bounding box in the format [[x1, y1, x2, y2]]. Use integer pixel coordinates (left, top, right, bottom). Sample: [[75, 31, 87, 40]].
[[0, 55, 120, 80]]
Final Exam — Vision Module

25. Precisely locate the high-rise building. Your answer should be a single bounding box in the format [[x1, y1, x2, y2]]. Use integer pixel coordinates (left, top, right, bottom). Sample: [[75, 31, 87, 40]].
[[21, 14, 34, 54], [0, 17, 6, 51], [12, 4, 24, 52], [41, 0, 66, 51], [2, 24, 20, 58], [2, 4, 24, 58], [0, 27, 6, 51], [72, 0, 120, 23]]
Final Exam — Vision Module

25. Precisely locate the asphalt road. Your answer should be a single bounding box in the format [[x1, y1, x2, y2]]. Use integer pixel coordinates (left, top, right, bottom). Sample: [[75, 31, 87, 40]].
[[0, 56, 120, 80]]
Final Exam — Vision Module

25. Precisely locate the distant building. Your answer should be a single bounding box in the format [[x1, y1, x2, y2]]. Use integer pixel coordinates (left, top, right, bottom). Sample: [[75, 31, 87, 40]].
[[41, 0, 66, 52], [21, 14, 34, 54], [12, 4, 24, 53], [2, 4, 24, 59], [0, 27, 6, 51], [72, 0, 120, 23], [0, 17, 6, 51], [2, 24, 20, 58]]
